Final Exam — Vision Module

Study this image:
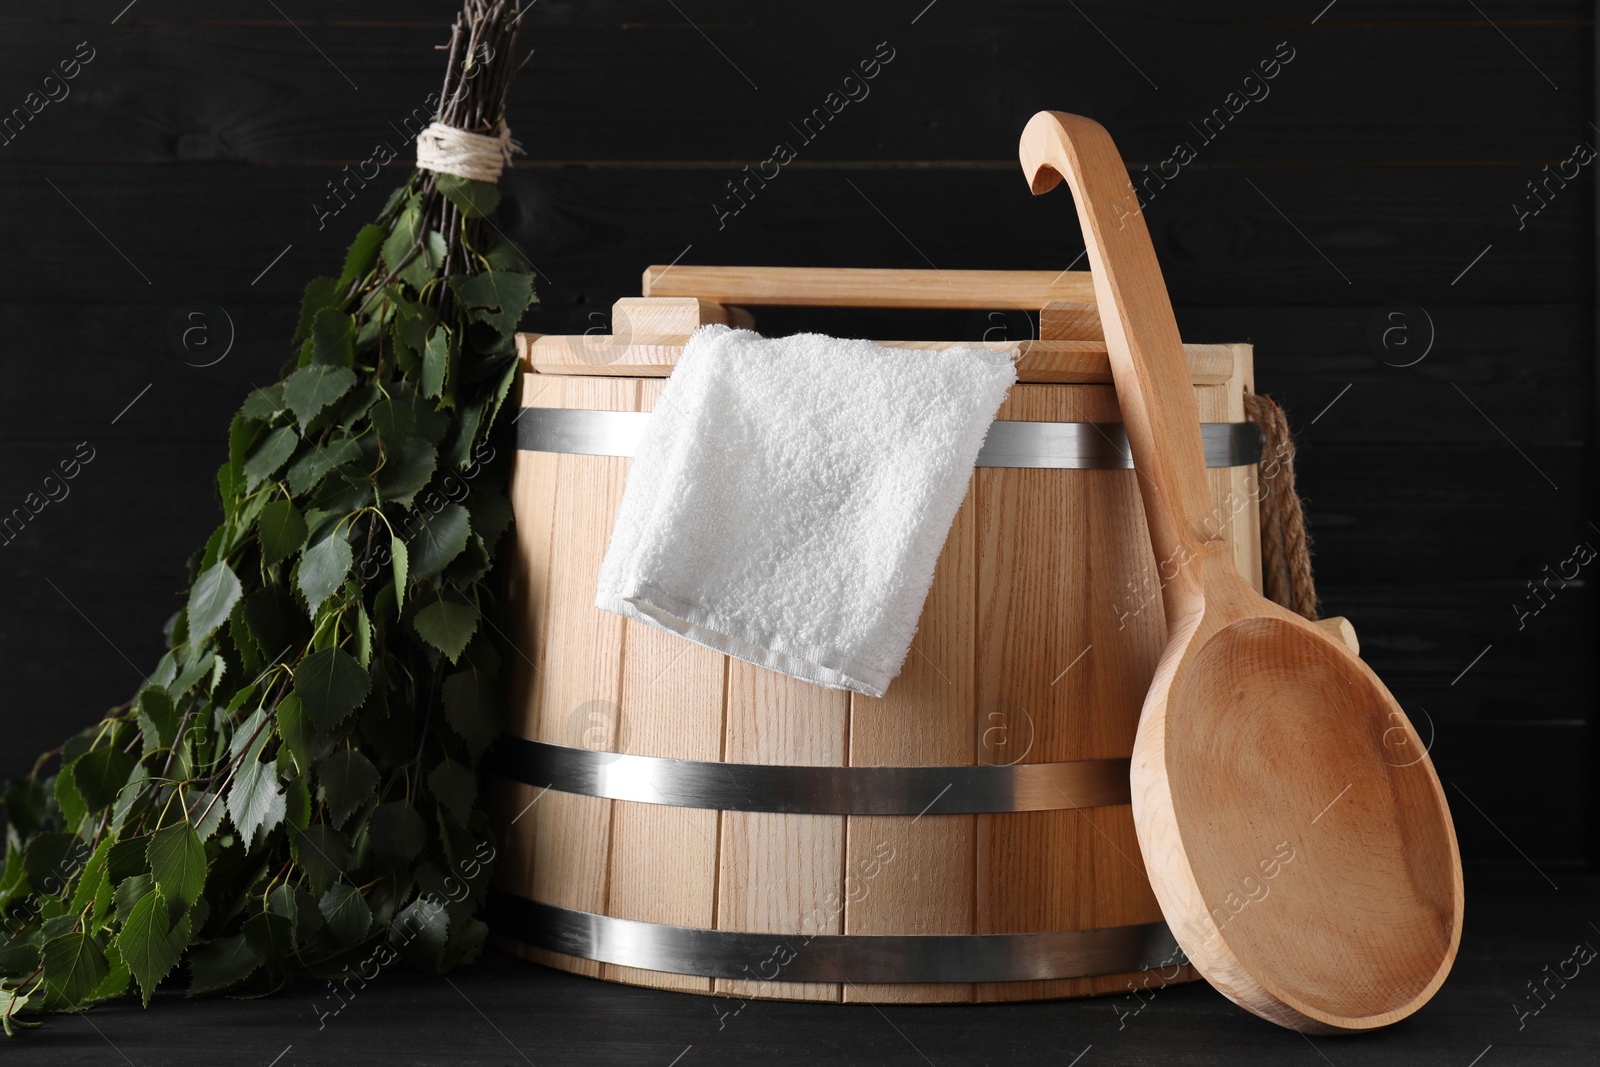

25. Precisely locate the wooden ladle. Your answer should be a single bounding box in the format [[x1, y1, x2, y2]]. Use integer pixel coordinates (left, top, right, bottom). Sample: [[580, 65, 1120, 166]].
[[1020, 111, 1463, 1033]]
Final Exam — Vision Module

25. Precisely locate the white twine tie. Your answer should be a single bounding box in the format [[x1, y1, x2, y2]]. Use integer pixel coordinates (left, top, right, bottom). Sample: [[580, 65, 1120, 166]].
[[415, 121, 518, 183]]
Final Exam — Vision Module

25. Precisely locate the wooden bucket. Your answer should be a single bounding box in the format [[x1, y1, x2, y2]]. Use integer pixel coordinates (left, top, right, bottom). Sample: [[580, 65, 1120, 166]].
[[489, 268, 1271, 1003]]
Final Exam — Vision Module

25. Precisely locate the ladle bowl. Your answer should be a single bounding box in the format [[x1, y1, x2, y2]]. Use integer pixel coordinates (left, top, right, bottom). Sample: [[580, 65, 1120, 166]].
[[1021, 110, 1463, 1032]]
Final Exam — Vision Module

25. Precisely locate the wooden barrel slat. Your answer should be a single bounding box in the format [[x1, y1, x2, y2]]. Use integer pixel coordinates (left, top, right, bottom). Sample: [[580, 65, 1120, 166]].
[[495, 373, 565, 972], [973, 385, 1129, 1001], [600, 379, 727, 993], [716, 669, 849, 1002], [843, 497, 978, 1003], [526, 376, 636, 979], [496, 351, 1256, 1002]]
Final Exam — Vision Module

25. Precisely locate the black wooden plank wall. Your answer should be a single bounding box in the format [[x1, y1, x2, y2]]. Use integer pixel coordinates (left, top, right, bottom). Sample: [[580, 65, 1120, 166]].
[[0, 2, 1593, 869]]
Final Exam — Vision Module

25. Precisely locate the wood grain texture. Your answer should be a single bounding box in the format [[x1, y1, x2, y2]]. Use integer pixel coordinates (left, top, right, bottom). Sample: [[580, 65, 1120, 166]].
[[493, 373, 564, 955], [715, 668, 849, 1003], [521, 376, 639, 979], [521, 330, 1238, 385], [1023, 111, 1463, 1031], [1039, 302, 1103, 342], [971, 383, 1184, 1003], [644, 265, 1095, 309], [843, 497, 977, 1004], [500, 360, 1256, 1003], [1194, 345, 1262, 592], [609, 297, 752, 342], [600, 378, 729, 994]]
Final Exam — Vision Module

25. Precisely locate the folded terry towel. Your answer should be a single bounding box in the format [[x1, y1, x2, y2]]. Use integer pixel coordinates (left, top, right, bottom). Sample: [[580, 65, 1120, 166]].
[[595, 325, 1016, 697]]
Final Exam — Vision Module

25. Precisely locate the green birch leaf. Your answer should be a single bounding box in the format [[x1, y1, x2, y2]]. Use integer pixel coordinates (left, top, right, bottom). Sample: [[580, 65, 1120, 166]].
[[182, 789, 226, 843], [338, 223, 387, 290], [283, 363, 357, 430], [450, 270, 534, 337], [310, 307, 356, 366], [243, 426, 299, 491], [68, 837, 113, 918], [88, 944, 130, 1001], [412, 599, 478, 664], [257, 500, 308, 566], [442, 533, 492, 585], [291, 825, 351, 894], [295, 276, 341, 341], [441, 917, 489, 973], [442, 670, 497, 761], [318, 883, 373, 948], [422, 326, 452, 399], [293, 648, 370, 734], [137, 686, 178, 750], [186, 933, 259, 996], [284, 773, 312, 831], [366, 802, 426, 869], [22, 832, 79, 896], [228, 756, 285, 852], [316, 751, 379, 828], [147, 823, 206, 906], [226, 712, 284, 850], [145, 650, 178, 691], [274, 694, 319, 775], [40, 932, 110, 1007], [376, 438, 437, 506], [380, 196, 422, 277], [297, 534, 353, 617], [435, 174, 500, 219], [3, 777, 49, 840], [389, 897, 449, 969], [485, 238, 532, 273], [107, 838, 151, 884], [286, 434, 363, 496], [53, 763, 88, 833], [399, 230, 446, 290], [465, 489, 512, 552], [242, 910, 294, 967], [107, 762, 150, 837], [73, 746, 136, 811], [228, 412, 263, 485], [240, 383, 286, 422], [170, 648, 214, 699], [354, 602, 372, 668], [1, 989, 40, 1035], [427, 759, 476, 827], [242, 587, 296, 671], [0, 940, 41, 979], [116, 888, 187, 1006], [187, 561, 242, 641], [409, 504, 471, 580], [391, 537, 409, 604]]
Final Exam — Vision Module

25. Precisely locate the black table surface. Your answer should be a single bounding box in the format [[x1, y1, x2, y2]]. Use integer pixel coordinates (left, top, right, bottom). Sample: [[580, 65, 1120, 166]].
[[6, 871, 1596, 1066]]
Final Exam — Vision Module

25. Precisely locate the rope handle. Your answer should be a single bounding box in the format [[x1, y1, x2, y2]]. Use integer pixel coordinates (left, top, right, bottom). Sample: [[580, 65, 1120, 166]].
[[1244, 391, 1319, 620]]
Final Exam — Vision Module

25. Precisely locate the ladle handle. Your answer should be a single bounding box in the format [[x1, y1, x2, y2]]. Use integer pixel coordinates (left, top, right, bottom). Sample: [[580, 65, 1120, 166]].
[[1020, 112, 1220, 621]]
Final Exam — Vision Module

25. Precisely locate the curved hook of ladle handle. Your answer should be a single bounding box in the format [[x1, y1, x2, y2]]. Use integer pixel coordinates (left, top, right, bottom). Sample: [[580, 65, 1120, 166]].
[[1020, 111, 1223, 623]]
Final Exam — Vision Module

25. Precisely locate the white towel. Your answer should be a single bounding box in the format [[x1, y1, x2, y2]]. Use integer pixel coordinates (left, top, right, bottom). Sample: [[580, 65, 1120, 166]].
[[595, 325, 1016, 697]]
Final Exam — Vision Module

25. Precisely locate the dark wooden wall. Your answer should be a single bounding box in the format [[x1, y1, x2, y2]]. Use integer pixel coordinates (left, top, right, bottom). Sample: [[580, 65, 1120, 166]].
[[1, 2, 1593, 869]]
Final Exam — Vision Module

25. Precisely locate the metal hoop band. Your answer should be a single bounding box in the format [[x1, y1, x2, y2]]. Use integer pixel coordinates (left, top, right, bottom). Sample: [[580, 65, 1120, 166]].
[[490, 893, 1182, 984], [494, 738, 1130, 815], [516, 407, 1262, 470]]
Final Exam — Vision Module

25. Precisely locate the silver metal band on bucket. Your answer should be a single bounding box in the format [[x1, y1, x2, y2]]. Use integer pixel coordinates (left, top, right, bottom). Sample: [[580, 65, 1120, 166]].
[[516, 407, 1262, 469], [494, 737, 1131, 814], [490, 893, 1183, 983]]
